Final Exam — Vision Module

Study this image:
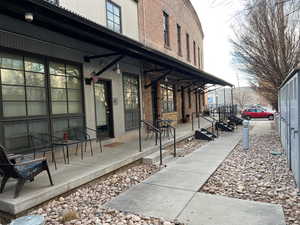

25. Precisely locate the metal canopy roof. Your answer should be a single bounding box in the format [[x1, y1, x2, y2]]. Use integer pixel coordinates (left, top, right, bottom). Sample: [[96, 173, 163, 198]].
[[0, 0, 233, 87]]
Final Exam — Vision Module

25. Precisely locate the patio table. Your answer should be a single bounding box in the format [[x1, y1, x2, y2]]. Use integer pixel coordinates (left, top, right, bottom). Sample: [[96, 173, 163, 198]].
[[156, 119, 174, 138], [53, 139, 81, 164]]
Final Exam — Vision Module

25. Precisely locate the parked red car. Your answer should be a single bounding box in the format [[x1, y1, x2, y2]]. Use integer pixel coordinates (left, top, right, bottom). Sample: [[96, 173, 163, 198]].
[[242, 108, 274, 120]]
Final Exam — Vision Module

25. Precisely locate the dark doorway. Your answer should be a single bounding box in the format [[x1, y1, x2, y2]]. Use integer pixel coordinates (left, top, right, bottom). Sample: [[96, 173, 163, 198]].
[[94, 80, 114, 139]]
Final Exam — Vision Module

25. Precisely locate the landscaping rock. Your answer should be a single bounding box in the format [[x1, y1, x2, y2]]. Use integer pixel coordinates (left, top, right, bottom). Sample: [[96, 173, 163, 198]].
[[200, 131, 300, 225]]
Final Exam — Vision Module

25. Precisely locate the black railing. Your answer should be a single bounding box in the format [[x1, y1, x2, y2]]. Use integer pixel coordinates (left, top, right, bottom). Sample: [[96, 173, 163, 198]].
[[168, 124, 177, 158], [199, 114, 219, 137], [139, 120, 163, 165]]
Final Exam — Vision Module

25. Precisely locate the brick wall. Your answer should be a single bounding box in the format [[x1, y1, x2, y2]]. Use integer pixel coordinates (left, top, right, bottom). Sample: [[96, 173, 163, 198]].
[[138, 0, 204, 69], [139, 0, 206, 125]]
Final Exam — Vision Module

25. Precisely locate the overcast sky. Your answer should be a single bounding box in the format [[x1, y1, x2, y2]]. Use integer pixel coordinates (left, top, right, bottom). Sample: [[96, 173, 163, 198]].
[[191, 0, 249, 87]]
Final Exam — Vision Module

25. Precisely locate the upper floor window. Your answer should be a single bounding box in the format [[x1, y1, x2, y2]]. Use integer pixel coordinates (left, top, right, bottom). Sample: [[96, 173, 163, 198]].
[[186, 33, 190, 62], [44, 0, 59, 6], [198, 46, 201, 68], [193, 41, 197, 66], [177, 24, 182, 56], [163, 12, 170, 47], [106, 0, 122, 33]]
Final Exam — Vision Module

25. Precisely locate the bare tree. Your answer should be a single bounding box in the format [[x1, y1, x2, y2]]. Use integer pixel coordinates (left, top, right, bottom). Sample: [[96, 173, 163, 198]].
[[231, 0, 300, 109]]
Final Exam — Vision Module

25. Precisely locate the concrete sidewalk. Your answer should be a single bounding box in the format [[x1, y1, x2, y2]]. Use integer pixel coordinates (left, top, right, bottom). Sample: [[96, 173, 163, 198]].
[[105, 130, 286, 225]]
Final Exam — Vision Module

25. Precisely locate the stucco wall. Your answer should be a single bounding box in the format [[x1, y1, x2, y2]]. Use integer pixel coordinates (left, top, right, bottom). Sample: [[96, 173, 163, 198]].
[[59, 0, 140, 41]]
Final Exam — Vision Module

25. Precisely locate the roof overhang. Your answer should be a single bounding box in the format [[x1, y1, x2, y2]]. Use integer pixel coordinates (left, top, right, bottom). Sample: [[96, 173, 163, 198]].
[[0, 0, 233, 87]]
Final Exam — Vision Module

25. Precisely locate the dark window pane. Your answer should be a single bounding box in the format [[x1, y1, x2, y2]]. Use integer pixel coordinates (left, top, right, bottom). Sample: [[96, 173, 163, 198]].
[[2, 86, 25, 101], [53, 119, 68, 138], [49, 62, 65, 75], [3, 102, 26, 117], [68, 102, 82, 113], [66, 65, 80, 77], [27, 87, 46, 101], [26, 72, 45, 87], [51, 88, 67, 101], [28, 102, 47, 116], [4, 122, 28, 151], [68, 89, 81, 101], [52, 102, 68, 114], [25, 58, 45, 73], [0, 53, 23, 70], [67, 77, 81, 89], [1, 69, 24, 85], [51, 75, 66, 88]]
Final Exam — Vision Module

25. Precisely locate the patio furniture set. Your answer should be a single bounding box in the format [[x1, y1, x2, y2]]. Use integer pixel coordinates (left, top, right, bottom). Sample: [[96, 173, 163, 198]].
[[0, 127, 102, 198]]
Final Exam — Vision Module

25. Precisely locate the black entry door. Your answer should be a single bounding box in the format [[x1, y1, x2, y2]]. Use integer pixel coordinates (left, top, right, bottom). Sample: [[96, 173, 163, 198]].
[[94, 80, 113, 139]]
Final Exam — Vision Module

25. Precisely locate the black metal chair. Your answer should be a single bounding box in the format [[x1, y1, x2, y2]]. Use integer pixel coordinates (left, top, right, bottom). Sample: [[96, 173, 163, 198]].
[[70, 128, 93, 160], [0, 144, 54, 198], [29, 133, 65, 170]]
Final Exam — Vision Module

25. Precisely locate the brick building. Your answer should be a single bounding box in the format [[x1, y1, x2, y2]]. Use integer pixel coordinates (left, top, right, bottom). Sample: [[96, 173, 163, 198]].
[[138, 0, 206, 125]]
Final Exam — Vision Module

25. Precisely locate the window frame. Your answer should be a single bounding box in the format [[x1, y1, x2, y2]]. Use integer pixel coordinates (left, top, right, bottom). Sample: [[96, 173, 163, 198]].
[[106, 0, 122, 34], [0, 49, 85, 153], [177, 24, 182, 56], [160, 83, 176, 113], [163, 11, 170, 48], [193, 41, 197, 66], [186, 33, 190, 62]]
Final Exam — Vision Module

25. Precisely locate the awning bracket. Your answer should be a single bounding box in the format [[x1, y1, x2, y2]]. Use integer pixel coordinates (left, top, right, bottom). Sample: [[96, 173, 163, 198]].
[[84, 53, 121, 62], [144, 70, 172, 89]]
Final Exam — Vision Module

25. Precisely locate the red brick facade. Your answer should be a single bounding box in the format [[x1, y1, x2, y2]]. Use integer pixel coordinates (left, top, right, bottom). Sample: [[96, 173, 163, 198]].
[[138, 0, 205, 124]]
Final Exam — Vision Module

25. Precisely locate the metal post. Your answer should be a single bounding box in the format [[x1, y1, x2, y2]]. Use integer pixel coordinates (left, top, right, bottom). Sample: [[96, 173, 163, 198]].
[[192, 113, 194, 131], [173, 128, 176, 157], [139, 121, 142, 152], [198, 113, 200, 129], [159, 132, 163, 166]]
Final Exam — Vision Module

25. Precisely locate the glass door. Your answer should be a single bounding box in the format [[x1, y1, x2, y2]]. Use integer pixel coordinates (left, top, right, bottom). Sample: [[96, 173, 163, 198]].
[[94, 80, 113, 139]]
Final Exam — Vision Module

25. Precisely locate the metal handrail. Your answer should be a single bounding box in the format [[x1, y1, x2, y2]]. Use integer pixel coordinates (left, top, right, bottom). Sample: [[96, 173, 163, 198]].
[[86, 127, 103, 152], [198, 114, 219, 137], [139, 120, 164, 166], [167, 124, 177, 158]]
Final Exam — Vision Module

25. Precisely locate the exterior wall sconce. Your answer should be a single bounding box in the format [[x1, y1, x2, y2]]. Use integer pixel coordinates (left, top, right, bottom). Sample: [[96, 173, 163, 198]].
[[113, 63, 121, 75], [25, 12, 34, 22]]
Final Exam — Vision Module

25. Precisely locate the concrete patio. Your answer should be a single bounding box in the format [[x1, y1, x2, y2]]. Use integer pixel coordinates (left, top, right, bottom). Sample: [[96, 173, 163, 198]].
[[0, 119, 210, 215]]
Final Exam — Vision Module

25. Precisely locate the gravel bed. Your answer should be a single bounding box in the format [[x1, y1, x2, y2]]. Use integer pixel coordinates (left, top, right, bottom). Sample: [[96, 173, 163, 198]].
[[28, 164, 183, 225], [200, 131, 300, 225]]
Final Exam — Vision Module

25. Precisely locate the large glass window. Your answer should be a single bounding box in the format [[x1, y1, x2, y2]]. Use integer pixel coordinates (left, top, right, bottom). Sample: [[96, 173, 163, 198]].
[[161, 83, 175, 113], [50, 62, 82, 115], [123, 74, 140, 130], [0, 54, 47, 117], [0, 52, 84, 153], [106, 0, 122, 33]]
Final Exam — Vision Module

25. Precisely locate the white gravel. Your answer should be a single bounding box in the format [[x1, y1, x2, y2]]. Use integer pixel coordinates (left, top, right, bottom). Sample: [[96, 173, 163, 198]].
[[200, 130, 300, 225], [29, 164, 184, 225]]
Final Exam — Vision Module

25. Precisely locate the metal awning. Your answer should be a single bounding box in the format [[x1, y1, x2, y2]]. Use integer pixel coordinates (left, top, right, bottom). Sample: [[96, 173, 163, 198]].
[[0, 0, 233, 87]]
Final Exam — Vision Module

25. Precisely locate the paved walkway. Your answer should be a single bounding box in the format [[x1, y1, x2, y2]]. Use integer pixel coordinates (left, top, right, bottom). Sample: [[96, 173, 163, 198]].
[[105, 129, 286, 225]]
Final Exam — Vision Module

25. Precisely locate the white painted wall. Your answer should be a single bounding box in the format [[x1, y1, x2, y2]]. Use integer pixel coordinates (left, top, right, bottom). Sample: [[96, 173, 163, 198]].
[[59, 0, 139, 41], [84, 58, 141, 139]]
